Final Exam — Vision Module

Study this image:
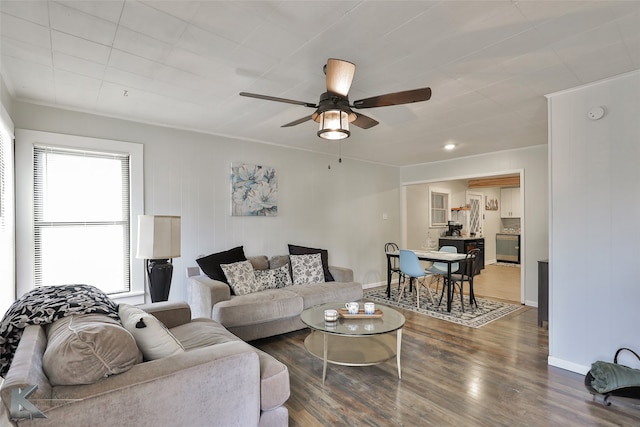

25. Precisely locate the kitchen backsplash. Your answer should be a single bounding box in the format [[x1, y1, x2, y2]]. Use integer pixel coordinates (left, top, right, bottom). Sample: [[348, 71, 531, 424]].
[[501, 218, 521, 233]]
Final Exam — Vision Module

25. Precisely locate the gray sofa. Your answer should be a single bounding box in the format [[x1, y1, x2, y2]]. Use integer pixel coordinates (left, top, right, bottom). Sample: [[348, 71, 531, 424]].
[[187, 255, 363, 341], [0, 302, 289, 427]]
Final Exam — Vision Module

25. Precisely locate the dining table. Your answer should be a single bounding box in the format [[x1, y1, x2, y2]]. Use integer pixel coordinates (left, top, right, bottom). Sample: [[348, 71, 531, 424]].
[[385, 249, 468, 312]]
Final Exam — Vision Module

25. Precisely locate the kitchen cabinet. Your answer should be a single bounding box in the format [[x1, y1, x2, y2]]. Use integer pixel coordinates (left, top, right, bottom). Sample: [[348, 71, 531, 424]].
[[500, 187, 521, 218], [439, 237, 484, 275]]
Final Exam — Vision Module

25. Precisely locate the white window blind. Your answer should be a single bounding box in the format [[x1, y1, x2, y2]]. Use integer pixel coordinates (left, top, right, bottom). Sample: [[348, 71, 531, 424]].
[[429, 189, 450, 227], [33, 146, 131, 294]]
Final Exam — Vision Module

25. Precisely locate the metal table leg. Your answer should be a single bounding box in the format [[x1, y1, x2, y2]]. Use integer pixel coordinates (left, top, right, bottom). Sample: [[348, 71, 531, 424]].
[[322, 332, 328, 385]]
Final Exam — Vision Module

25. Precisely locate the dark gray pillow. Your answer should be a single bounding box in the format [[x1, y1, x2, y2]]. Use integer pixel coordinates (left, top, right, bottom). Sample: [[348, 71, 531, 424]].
[[197, 246, 247, 294], [288, 244, 334, 282]]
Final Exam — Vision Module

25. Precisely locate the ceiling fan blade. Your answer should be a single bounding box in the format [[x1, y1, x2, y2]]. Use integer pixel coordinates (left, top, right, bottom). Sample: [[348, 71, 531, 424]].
[[325, 58, 355, 97], [351, 113, 379, 129], [281, 115, 314, 127], [353, 87, 432, 109], [239, 92, 317, 108]]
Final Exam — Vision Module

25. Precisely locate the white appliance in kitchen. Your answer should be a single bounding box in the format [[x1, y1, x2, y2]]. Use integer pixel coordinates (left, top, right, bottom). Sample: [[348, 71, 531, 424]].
[[496, 233, 520, 263]]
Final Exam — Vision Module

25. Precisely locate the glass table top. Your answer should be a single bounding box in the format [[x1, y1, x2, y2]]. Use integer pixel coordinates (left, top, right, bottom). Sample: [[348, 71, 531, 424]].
[[300, 301, 405, 336]]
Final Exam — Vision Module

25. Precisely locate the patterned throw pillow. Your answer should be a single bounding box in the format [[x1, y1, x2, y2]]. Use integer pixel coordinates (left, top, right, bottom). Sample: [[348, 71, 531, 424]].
[[221, 260, 260, 295], [290, 253, 325, 285], [272, 264, 293, 288], [254, 264, 292, 290]]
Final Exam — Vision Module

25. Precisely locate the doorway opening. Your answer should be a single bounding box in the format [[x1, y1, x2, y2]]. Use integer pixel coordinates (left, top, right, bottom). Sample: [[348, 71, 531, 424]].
[[401, 170, 524, 304]]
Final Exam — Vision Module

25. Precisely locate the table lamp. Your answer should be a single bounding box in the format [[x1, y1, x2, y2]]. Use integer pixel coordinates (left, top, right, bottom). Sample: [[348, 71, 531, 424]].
[[136, 215, 181, 302]]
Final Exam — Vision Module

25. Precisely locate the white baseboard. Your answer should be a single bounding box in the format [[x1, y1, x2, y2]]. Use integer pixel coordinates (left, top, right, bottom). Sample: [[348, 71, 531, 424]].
[[362, 281, 385, 290], [525, 299, 538, 307], [548, 356, 590, 375]]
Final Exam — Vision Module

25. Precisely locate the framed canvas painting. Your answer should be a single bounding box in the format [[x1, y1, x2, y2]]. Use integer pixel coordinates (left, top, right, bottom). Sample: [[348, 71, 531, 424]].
[[231, 163, 277, 216]]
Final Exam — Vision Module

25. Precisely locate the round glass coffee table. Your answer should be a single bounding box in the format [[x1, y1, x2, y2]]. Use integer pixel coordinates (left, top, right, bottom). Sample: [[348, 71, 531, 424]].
[[300, 302, 405, 384]]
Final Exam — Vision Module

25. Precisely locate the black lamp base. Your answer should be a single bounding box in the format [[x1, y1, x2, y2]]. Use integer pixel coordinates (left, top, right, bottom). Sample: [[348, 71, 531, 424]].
[[146, 259, 173, 302]]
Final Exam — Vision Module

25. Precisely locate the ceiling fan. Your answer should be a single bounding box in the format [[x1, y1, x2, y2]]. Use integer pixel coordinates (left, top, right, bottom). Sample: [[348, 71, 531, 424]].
[[239, 58, 432, 140]]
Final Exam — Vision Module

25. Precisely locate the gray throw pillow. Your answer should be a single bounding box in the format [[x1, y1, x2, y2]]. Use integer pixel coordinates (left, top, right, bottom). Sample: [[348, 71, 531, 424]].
[[43, 314, 141, 386]]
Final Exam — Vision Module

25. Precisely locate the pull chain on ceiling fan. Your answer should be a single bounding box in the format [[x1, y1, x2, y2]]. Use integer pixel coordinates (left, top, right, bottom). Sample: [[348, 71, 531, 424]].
[[240, 58, 432, 140]]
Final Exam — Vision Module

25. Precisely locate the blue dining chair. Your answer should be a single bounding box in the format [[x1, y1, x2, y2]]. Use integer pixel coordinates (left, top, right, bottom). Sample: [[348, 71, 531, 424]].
[[426, 246, 458, 289], [398, 250, 437, 308]]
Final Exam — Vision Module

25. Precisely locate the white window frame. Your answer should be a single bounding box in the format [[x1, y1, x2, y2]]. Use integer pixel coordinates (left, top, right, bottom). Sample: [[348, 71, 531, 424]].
[[0, 104, 15, 315], [15, 129, 144, 304], [429, 187, 450, 228]]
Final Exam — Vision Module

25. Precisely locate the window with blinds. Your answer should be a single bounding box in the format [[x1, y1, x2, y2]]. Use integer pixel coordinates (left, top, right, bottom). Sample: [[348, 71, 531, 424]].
[[33, 146, 130, 294], [429, 188, 450, 227]]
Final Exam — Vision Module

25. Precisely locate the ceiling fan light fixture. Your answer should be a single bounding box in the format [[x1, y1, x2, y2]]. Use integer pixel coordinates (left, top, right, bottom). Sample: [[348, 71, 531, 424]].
[[317, 109, 350, 140]]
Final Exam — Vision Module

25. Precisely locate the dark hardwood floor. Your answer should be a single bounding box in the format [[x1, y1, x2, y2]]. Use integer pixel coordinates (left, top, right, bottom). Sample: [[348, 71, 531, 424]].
[[253, 305, 640, 426]]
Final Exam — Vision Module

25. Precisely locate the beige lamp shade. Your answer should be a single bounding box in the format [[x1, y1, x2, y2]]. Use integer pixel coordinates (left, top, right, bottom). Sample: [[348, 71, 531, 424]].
[[136, 215, 181, 259]]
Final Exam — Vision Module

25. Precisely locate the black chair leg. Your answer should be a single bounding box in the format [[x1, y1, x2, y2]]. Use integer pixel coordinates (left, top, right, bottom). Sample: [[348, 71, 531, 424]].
[[437, 279, 447, 307], [469, 283, 478, 308]]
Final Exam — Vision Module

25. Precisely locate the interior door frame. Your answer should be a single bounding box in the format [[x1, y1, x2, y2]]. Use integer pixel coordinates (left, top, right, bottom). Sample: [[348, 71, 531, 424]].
[[400, 168, 525, 305]]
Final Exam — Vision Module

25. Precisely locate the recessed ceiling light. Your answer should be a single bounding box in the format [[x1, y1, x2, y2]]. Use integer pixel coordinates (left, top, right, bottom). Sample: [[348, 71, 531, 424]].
[[444, 143, 456, 150]]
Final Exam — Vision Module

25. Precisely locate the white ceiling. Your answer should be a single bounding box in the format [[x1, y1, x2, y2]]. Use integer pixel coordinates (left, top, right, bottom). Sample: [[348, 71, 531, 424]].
[[1, 1, 639, 166]]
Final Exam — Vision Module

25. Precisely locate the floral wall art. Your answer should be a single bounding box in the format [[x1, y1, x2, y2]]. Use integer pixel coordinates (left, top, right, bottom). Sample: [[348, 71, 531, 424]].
[[231, 163, 278, 216]]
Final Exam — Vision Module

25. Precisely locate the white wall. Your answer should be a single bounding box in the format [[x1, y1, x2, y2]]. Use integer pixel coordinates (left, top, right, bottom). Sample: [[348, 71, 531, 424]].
[[405, 180, 471, 247], [10, 101, 401, 302], [547, 70, 640, 373], [400, 145, 549, 307]]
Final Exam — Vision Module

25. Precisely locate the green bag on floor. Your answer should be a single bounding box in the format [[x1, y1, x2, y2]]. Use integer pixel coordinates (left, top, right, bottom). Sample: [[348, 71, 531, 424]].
[[588, 348, 640, 394]]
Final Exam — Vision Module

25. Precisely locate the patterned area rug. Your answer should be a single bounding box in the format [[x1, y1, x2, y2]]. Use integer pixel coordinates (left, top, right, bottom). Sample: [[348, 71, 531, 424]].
[[364, 286, 522, 328]]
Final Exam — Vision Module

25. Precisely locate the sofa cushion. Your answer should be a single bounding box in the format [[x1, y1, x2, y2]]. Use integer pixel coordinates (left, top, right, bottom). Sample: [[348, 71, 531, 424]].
[[269, 255, 290, 269], [43, 314, 141, 386], [170, 318, 290, 411], [221, 260, 261, 295], [119, 304, 185, 360], [290, 253, 325, 285], [169, 318, 237, 350], [196, 246, 247, 286], [254, 347, 290, 411], [288, 244, 335, 282], [247, 255, 269, 270], [213, 289, 303, 328], [288, 281, 364, 309], [255, 264, 292, 289]]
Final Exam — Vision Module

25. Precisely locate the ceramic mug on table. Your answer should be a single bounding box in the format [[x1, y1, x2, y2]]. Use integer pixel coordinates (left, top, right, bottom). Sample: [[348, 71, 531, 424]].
[[345, 302, 359, 315], [364, 302, 375, 315]]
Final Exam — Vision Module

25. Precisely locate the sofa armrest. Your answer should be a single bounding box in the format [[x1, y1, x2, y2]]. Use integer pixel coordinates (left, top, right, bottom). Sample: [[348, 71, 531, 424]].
[[328, 265, 354, 282], [187, 274, 231, 319], [139, 301, 192, 329], [45, 341, 262, 426], [0, 325, 52, 407]]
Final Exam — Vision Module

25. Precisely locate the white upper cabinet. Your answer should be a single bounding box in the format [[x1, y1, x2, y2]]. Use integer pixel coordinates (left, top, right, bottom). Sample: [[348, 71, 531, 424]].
[[500, 187, 521, 218]]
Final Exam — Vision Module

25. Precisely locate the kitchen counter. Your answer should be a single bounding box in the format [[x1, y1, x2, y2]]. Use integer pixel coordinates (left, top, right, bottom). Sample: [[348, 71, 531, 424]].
[[439, 237, 485, 274]]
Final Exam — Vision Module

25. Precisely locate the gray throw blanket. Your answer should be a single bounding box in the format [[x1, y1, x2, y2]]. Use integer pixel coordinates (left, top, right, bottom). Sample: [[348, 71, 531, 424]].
[[590, 360, 640, 393], [0, 284, 120, 378]]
